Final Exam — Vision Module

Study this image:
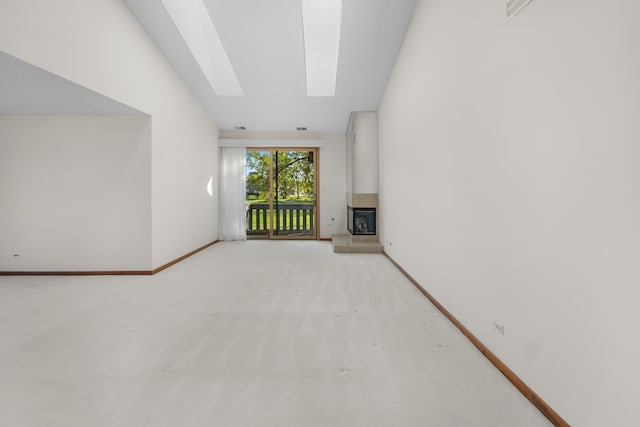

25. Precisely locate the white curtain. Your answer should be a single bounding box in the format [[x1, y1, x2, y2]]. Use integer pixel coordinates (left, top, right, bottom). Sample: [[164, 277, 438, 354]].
[[219, 146, 247, 241]]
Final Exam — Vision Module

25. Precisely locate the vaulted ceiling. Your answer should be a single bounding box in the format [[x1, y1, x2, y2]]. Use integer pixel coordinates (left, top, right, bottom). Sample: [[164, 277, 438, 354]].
[[0, 51, 145, 116], [0, 1, 416, 132], [124, 0, 417, 133]]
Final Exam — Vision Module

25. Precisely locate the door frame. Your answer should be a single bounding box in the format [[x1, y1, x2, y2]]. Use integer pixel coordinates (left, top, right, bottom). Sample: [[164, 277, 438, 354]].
[[246, 147, 319, 240]]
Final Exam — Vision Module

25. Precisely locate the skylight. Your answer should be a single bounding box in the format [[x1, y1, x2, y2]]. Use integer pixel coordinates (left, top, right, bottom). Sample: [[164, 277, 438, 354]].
[[161, 0, 243, 96], [301, 0, 343, 97]]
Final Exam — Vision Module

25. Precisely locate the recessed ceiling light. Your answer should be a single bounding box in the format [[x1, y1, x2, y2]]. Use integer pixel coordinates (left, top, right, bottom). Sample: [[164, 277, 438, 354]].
[[296, 127, 308, 131], [235, 126, 246, 130], [161, 0, 243, 96], [301, 0, 343, 97]]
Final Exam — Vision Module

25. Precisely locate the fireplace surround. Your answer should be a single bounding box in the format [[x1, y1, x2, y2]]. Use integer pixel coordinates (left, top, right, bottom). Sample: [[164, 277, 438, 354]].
[[331, 111, 382, 253], [331, 192, 382, 253]]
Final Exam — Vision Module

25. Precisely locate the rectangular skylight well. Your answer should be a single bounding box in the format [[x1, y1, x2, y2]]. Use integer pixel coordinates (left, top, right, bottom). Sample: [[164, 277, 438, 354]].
[[506, 0, 534, 19], [301, 0, 343, 97], [161, 0, 243, 96]]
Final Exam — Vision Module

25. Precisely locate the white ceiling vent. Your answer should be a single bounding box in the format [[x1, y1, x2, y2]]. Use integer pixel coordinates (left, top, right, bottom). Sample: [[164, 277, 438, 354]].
[[507, 0, 534, 19]]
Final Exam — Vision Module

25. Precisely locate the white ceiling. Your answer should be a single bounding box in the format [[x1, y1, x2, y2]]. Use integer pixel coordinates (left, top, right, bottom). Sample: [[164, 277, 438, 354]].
[[0, 51, 145, 116], [125, 0, 416, 133]]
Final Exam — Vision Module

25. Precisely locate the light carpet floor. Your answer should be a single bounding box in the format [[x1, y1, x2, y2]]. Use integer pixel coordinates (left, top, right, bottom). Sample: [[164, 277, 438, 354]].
[[0, 240, 551, 427]]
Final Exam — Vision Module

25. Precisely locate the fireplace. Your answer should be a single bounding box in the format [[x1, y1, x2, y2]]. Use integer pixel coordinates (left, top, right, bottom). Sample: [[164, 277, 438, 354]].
[[348, 206, 376, 235]]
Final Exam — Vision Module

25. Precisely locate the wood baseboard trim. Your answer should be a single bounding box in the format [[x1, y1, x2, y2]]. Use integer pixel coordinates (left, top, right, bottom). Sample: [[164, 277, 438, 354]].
[[151, 240, 219, 275], [318, 237, 332, 241], [0, 240, 220, 277], [383, 252, 569, 427], [0, 270, 152, 276]]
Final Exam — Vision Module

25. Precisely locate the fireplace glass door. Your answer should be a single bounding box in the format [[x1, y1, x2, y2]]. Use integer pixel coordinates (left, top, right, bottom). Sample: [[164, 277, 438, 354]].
[[348, 207, 376, 235]]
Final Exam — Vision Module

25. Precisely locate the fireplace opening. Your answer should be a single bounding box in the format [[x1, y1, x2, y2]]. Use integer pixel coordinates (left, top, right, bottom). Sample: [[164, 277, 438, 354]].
[[348, 207, 376, 235]]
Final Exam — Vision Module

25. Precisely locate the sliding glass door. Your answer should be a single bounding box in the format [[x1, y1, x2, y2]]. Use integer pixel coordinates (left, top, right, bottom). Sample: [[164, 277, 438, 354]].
[[245, 148, 317, 239]]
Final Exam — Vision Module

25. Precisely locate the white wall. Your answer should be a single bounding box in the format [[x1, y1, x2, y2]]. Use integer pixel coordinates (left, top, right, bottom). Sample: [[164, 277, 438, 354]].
[[0, 0, 220, 269], [0, 116, 151, 271], [319, 133, 347, 237], [345, 118, 354, 195], [351, 112, 378, 194], [219, 131, 347, 238], [378, 0, 640, 425]]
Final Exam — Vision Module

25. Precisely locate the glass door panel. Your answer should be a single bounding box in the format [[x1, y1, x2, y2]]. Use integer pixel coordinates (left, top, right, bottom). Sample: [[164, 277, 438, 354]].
[[272, 150, 316, 238], [245, 150, 272, 237]]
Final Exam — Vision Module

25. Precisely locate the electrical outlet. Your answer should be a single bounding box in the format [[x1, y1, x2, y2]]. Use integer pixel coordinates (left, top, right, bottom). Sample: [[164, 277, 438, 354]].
[[493, 322, 504, 336], [13, 253, 20, 257]]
